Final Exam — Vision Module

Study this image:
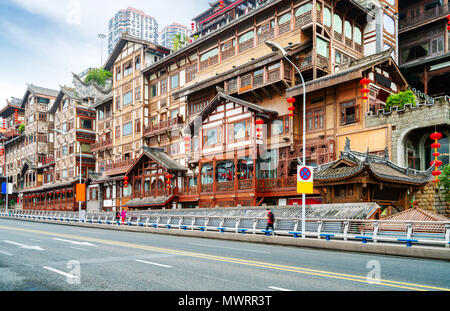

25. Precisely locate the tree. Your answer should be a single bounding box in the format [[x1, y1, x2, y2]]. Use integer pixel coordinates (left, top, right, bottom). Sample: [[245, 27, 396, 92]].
[[438, 164, 450, 202], [385, 89, 416, 111], [18, 124, 25, 134], [84, 68, 112, 87], [172, 33, 190, 52]]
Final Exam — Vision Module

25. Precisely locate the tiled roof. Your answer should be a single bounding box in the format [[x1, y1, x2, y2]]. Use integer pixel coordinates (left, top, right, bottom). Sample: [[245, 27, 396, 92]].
[[314, 143, 433, 185], [125, 196, 174, 207], [141, 146, 187, 172], [377, 208, 449, 233]]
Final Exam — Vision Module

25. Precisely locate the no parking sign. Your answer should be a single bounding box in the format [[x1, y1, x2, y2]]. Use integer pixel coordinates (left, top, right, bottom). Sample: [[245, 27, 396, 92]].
[[297, 166, 314, 194]]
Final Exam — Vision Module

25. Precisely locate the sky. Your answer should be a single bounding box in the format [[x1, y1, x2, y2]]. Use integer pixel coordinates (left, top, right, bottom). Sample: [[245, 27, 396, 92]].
[[0, 0, 210, 108]]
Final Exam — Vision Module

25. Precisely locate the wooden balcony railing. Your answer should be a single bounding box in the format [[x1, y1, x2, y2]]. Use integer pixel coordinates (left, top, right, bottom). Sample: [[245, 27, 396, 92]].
[[41, 156, 55, 166], [143, 116, 184, 137], [399, 3, 450, 32], [104, 158, 135, 172], [92, 138, 113, 152]]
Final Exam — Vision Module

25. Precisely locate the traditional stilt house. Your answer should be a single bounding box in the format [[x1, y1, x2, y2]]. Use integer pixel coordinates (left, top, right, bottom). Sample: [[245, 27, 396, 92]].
[[314, 138, 434, 216]]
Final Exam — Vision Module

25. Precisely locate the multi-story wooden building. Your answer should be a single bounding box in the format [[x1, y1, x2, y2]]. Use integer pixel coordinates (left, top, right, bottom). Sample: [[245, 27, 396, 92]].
[[87, 34, 170, 212], [21, 74, 112, 211], [398, 0, 450, 95], [101, 0, 406, 210]]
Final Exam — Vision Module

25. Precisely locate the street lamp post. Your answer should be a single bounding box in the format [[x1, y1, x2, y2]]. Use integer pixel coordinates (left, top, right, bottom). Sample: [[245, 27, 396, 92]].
[[265, 41, 307, 239], [52, 129, 82, 218], [98, 33, 106, 67]]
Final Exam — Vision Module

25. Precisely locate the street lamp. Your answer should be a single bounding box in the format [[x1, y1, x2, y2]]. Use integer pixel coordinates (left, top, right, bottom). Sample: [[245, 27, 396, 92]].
[[52, 129, 83, 218], [265, 41, 307, 239], [98, 33, 107, 67]]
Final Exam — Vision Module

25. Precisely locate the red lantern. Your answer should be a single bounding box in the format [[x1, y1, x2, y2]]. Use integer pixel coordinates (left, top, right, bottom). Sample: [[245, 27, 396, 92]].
[[432, 171, 442, 177], [433, 152, 441, 157], [255, 119, 264, 125], [430, 132, 443, 184], [360, 78, 371, 85], [431, 142, 441, 149], [360, 78, 371, 104], [287, 97, 296, 104], [430, 132, 443, 140]]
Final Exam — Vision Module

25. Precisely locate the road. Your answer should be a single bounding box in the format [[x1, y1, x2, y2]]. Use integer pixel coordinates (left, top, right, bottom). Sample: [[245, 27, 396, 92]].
[[0, 218, 449, 291]]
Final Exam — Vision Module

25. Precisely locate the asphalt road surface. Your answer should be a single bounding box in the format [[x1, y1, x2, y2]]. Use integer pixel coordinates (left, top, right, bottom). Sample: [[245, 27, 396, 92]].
[[0, 218, 449, 291]]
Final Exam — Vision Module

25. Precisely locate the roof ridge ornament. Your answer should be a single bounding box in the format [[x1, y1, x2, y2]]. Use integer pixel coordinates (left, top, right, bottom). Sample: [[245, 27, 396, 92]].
[[364, 148, 370, 164], [344, 137, 351, 152], [384, 146, 389, 161]]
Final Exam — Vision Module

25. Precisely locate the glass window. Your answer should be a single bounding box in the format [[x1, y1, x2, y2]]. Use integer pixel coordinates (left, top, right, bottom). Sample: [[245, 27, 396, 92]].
[[272, 119, 283, 135], [201, 163, 213, 185], [334, 14, 342, 34], [171, 74, 179, 89], [123, 91, 133, 107], [354, 27, 362, 45], [98, 108, 104, 120], [238, 31, 254, 44], [344, 21, 352, 39], [204, 127, 219, 147], [324, 7, 331, 27], [81, 119, 92, 130], [216, 161, 234, 183], [317, 37, 329, 58], [150, 84, 157, 98], [233, 121, 247, 140], [170, 109, 178, 120], [278, 13, 291, 25], [335, 51, 342, 64], [383, 13, 395, 35], [295, 3, 313, 16], [123, 122, 133, 137]]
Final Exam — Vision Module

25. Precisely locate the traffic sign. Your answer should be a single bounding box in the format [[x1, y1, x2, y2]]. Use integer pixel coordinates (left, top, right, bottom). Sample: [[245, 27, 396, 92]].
[[297, 166, 314, 194]]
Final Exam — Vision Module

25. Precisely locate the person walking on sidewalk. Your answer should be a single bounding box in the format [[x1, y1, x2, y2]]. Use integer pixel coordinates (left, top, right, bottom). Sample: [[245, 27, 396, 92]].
[[121, 209, 127, 225], [265, 209, 275, 234]]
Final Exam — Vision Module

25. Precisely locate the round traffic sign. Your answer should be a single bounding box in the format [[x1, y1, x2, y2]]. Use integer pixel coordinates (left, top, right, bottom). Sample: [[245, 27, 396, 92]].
[[299, 167, 311, 181]]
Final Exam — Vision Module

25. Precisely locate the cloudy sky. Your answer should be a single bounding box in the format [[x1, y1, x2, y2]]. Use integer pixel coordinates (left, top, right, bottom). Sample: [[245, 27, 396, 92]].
[[0, 0, 209, 108]]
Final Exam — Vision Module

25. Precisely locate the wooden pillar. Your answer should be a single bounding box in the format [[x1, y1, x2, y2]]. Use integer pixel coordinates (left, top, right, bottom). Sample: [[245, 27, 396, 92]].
[[252, 147, 257, 206], [198, 162, 202, 195], [234, 151, 238, 206], [423, 66, 429, 95]]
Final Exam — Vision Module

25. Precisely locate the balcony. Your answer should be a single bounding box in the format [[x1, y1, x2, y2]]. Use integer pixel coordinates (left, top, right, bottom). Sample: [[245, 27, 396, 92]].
[[4, 129, 20, 139], [104, 158, 136, 173], [399, 3, 450, 33], [41, 156, 55, 166], [143, 115, 184, 137], [92, 138, 113, 152]]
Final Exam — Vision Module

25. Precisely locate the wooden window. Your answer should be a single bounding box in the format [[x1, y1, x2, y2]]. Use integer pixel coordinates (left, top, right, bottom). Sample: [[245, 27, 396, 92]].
[[116, 66, 121, 81], [340, 101, 359, 125], [170, 73, 179, 89], [257, 20, 275, 44], [123, 121, 132, 137], [238, 31, 254, 53], [160, 78, 168, 95], [185, 64, 197, 83], [115, 96, 121, 110], [123, 91, 133, 107], [115, 125, 121, 139], [123, 60, 133, 77], [271, 116, 290, 135], [278, 12, 292, 35], [135, 55, 141, 70], [228, 119, 251, 143], [135, 118, 141, 133], [150, 84, 157, 98], [203, 126, 221, 147], [306, 108, 324, 132], [199, 48, 219, 70], [220, 39, 236, 61]]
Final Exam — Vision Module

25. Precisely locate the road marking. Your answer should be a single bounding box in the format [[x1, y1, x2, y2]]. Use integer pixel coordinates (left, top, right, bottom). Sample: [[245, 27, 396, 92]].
[[1, 225, 448, 292], [70, 247, 88, 251], [43, 266, 77, 279], [135, 259, 172, 268], [0, 250, 13, 256], [188, 243, 271, 254], [52, 238, 96, 247], [269, 286, 293, 291], [3, 240, 44, 251]]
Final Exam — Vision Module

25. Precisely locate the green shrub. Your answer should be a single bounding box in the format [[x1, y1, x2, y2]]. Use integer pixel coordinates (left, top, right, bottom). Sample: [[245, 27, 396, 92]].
[[385, 89, 416, 111], [84, 68, 112, 87]]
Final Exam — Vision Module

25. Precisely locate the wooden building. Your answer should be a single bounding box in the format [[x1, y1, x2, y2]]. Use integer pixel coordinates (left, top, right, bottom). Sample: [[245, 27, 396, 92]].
[[398, 0, 450, 95], [314, 138, 434, 216]]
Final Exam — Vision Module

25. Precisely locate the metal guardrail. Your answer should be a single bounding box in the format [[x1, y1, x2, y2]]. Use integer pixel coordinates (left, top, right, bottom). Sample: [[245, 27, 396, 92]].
[[1, 209, 449, 249]]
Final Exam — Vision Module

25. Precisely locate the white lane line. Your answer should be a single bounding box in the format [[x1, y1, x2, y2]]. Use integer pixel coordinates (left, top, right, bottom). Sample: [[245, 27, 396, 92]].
[[268, 286, 293, 291], [43, 266, 77, 279], [70, 247, 88, 251], [0, 250, 13, 256], [52, 238, 96, 247], [135, 259, 172, 268], [188, 243, 271, 254], [3, 240, 44, 251]]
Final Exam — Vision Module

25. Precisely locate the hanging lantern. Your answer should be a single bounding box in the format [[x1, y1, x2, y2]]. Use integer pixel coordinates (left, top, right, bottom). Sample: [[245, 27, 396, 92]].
[[430, 132, 442, 184], [448, 15, 450, 31], [184, 136, 191, 152], [255, 119, 264, 143], [2, 118, 5, 130], [220, 0, 224, 8], [287, 97, 296, 118], [14, 109, 18, 124], [166, 174, 173, 191], [191, 23, 195, 32], [360, 78, 371, 104], [124, 176, 129, 188]]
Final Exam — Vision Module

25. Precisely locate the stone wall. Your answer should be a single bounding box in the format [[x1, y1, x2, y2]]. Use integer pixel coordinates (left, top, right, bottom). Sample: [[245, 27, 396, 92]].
[[365, 97, 450, 166], [415, 182, 450, 218]]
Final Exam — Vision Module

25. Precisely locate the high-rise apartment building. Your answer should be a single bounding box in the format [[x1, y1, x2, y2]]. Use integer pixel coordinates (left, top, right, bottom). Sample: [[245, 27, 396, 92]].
[[160, 22, 191, 50], [108, 7, 159, 55]]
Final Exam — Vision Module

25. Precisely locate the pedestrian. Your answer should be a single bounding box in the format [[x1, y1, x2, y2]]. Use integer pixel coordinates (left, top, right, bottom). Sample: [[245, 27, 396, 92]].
[[115, 210, 121, 225], [121, 209, 127, 225], [265, 209, 275, 234]]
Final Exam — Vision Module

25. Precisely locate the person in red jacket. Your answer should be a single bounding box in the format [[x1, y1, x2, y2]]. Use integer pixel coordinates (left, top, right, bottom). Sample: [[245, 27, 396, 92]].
[[265, 209, 275, 233]]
